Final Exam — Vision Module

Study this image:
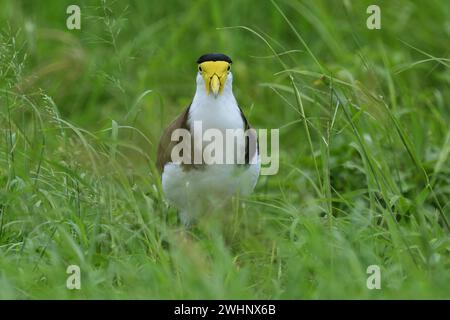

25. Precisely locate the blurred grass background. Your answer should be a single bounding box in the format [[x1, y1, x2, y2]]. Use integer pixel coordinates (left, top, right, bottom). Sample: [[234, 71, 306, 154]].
[[0, 0, 449, 298]]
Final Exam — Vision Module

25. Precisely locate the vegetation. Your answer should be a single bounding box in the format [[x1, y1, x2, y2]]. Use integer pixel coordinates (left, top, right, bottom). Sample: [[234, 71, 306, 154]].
[[0, 0, 449, 298]]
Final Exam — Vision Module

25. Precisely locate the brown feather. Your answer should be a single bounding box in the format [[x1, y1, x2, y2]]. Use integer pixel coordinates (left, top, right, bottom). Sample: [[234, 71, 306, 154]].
[[237, 105, 259, 165], [156, 105, 191, 172]]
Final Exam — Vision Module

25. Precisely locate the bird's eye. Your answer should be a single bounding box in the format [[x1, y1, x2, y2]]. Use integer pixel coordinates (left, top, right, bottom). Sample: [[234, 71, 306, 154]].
[[227, 65, 231, 71], [198, 66, 202, 72]]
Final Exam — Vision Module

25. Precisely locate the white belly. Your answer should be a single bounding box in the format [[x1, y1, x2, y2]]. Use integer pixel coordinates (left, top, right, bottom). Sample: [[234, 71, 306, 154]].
[[162, 158, 260, 223]]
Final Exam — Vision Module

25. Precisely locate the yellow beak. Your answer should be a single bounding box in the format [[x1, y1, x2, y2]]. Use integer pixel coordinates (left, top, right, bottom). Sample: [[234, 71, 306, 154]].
[[199, 61, 230, 98], [210, 74, 221, 97]]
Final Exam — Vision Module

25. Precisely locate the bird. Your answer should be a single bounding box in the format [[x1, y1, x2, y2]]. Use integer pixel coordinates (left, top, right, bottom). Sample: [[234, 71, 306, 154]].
[[157, 53, 260, 225]]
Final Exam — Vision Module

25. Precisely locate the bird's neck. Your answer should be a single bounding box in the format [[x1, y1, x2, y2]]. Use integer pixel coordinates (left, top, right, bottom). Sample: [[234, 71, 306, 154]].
[[188, 88, 243, 131], [192, 83, 234, 105]]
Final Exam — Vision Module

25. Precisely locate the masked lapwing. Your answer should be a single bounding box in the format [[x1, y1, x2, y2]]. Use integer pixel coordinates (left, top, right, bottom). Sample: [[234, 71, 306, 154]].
[[157, 53, 260, 224]]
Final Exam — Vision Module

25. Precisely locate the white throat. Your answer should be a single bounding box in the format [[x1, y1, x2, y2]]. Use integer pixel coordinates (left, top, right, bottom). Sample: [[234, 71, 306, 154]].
[[188, 72, 244, 131]]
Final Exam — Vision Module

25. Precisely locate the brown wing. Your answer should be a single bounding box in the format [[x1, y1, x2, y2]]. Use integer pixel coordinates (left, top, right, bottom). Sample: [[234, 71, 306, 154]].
[[238, 105, 259, 164], [156, 105, 191, 173]]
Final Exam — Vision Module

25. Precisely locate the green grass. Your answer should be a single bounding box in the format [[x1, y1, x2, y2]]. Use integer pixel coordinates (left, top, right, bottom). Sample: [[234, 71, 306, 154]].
[[0, 0, 449, 299]]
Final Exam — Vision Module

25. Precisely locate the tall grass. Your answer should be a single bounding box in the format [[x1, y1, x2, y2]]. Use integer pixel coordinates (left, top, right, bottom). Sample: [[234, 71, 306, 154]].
[[0, 0, 449, 299]]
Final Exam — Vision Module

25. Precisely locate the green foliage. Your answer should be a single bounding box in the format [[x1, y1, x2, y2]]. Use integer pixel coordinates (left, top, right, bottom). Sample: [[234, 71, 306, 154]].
[[0, 0, 449, 299]]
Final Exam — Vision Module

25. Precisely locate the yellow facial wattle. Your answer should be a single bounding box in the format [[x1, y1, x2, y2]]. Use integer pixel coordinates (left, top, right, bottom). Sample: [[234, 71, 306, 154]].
[[198, 61, 230, 97]]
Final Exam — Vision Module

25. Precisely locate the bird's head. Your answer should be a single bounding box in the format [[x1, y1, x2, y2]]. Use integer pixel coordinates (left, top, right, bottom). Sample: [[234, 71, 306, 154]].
[[196, 53, 233, 98]]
